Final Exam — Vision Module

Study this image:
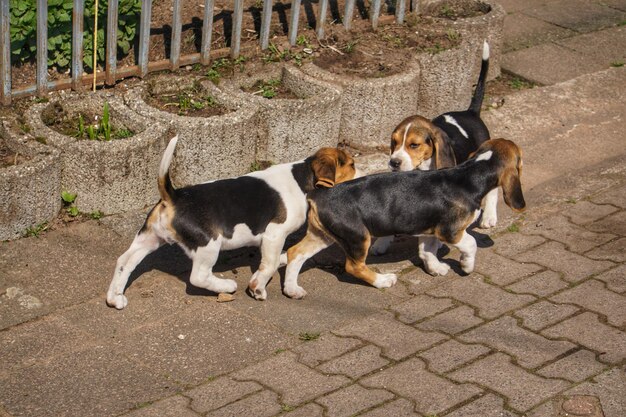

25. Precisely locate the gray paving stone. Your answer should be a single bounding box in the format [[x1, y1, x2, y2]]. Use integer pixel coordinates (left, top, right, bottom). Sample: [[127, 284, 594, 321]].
[[427, 275, 536, 319], [292, 333, 362, 367], [186, 376, 262, 414], [560, 368, 626, 417], [361, 358, 482, 416], [333, 312, 448, 360], [599, 0, 626, 11], [416, 305, 484, 335], [542, 312, 626, 364], [524, 214, 616, 253], [594, 265, 626, 293], [205, 390, 281, 417], [123, 396, 200, 417], [282, 403, 324, 417], [537, 349, 607, 382], [449, 353, 570, 412], [515, 241, 614, 283], [550, 279, 626, 326], [316, 345, 389, 379], [390, 294, 454, 324], [459, 316, 576, 368], [523, 0, 626, 33], [231, 352, 349, 406], [492, 233, 547, 258], [591, 184, 626, 208], [562, 200, 620, 225], [585, 238, 626, 262], [496, 0, 563, 13], [445, 393, 519, 417], [315, 384, 394, 417], [503, 12, 577, 52], [587, 211, 626, 236], [514, 300, 580, 331], [357, 398, 421, 417], [502, 43, 607, 85], [419, 340, 491, 374], [506, 270, 569, 297], [475, 250, 543, 285]]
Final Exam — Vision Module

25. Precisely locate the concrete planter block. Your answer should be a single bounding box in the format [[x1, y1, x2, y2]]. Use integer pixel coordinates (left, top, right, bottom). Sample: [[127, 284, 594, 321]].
[[417, 0, 506, 118], [300, 60, 421, 149], [0, 118, 61, 240], [25, 93, 170, 215], [124, 76, 258, 186], [220, 64, 343, 164]]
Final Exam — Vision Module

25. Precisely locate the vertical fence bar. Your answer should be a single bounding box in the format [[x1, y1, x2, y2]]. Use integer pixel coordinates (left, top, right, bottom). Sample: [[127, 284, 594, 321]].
[[72, 0, 84, 90], [287, 0, 301, 46], [396, 0, 406, 23], [201, 0, 215, 64], [105, 0, 119, 85], [230, 0, 243, 57], [370, 0, 381, 29], [36, 0, 48, 96], [411, 0, 418, 13], [0, 0, 10, 105], [343, 0, 355, 30], [170, 0, 182, 68], [259, 0, 273, 50], [138, 0, 152, 76], [316, 0, 328, 39]]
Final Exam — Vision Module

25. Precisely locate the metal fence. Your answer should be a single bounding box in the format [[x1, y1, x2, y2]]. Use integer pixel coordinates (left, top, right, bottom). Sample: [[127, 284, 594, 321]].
[[0, 0, 415, 105]]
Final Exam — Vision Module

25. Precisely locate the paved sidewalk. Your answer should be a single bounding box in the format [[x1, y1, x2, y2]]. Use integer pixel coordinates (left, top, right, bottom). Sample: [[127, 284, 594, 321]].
[[1, 1, 625, 417]]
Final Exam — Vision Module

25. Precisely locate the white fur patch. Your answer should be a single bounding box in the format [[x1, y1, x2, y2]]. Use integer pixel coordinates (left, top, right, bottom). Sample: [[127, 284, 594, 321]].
[[443, 115, 468, 139], [475, 150, 493, 161], [389, 123, 414, 172], [483, 40, 490, 60], [221, 223, 262, 250], [417, 158, 433, 171]]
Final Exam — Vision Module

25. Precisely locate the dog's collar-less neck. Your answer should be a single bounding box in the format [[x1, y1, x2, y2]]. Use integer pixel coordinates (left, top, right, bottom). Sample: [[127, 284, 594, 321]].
[[291, 158, 317, 193], [456, 158, 502, 199]]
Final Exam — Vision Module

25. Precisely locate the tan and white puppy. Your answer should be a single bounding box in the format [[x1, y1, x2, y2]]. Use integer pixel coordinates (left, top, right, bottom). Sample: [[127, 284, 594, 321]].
[[106, 136, 358, 308]]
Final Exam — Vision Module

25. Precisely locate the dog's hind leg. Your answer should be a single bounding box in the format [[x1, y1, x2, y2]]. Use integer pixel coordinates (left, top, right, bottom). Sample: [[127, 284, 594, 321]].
[[248, 225, 288, 301], [283, 231, 332, 299], [418, 236, 450, 276], [107, 231, 163, 309], [480, 187, 499, 228], [189, 237, 238, 294], [369, 235, 394, 255], [343, 234, 397, 289]]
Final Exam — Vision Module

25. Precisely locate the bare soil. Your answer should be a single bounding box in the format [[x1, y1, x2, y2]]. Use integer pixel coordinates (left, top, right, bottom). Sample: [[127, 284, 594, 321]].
[[242, 78, 300, 99], [0, 138, 29, 169], [144, 81, 232, 117], [41, 102, 135, 140]]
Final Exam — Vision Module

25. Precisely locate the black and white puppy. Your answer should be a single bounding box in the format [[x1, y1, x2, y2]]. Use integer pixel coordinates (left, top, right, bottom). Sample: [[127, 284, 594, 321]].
[[106, 136, 358, 308], [283, 139, 525, 298], [372, 41, 495, 256]]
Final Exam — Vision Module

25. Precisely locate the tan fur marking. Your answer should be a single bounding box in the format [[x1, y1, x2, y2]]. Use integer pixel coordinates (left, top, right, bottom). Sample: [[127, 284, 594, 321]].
[[311, 148, 357, 188], [344, 234, 379, 285], [390, 116, 438, 169]]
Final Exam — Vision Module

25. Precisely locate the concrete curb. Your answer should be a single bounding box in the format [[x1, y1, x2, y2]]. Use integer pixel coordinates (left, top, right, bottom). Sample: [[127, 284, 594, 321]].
[[124, 76, 259, 187], [0, 118, 61, 240], [25, 92, 170, 214]]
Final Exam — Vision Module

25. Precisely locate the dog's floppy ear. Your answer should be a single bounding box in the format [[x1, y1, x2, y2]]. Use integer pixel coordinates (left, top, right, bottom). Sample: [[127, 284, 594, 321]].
[[430, 128, 456, 168], [312, 152, 336, 188], [501, 167, 526, 211]]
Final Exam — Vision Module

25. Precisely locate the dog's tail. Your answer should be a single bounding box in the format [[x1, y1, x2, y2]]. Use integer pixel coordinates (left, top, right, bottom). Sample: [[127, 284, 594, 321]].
[[158, 135, 178, 204], [468, 40, 490, 115]]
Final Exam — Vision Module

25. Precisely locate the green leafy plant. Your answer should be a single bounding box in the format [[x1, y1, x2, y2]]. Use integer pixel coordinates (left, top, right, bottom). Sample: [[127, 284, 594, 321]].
[[252, 79, 281, 99], [610, 61, 624, 67], [61, 190, 80, 217], [298, 331, 320, 341], [344, 41, 357, 54], [509, 77, 533, 90], [61, 191, 77, 204], [507, 223, 520, 233], [90, 210, 104, 219], [24, 222, 49, 237], [296, 34, 310, 47], [10, 0, 141, 69], [74, 102, 130, 140]]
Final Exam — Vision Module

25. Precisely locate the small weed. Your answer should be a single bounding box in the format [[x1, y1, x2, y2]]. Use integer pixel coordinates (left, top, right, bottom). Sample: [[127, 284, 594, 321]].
[[426, 44, 446, 54], [566, 197, 577, 204], [33, 97, 49, 104], [67, 206, 79, 217], [35, 136, 46, 144], [250, 161, 263, 172], [17, 117, 30, 133], [610, 61, 624, 67], [507, 223, 520, 233], [344, 40, 357, 53], [206, 69, 221, 84], [440, 4, 454, 17], [133, 401, 152, 410], [115, 128, 133, 139], [281, 404, 295, 412], [61, 191, 77, 204], [24, 222, 49, 238], [274, 348, 286, 354], [298, 331, 320, 341], [509, 77, 534, 90], [254, 0, 263, 8], [192, 63, 202, 71], [446, 28, 460, 42], [253, 78, 281, 99], [296, 34, 310, 47], [382, 33, 404, 48], [618, 19, 626, 26], [90, 210, 104, 220]]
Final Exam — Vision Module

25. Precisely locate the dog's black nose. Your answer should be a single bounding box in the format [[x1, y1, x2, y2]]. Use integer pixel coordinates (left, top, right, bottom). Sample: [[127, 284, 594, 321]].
[[389, 159, 401, 170]]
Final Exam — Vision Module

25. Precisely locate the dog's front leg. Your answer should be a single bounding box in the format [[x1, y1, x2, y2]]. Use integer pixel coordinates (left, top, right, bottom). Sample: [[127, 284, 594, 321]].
[[283, 231, 332, 299], [418, 235, 450, 276], [107, 232, 163, 309], [479, 188, 499, 228], [248, 228, 287, 301]]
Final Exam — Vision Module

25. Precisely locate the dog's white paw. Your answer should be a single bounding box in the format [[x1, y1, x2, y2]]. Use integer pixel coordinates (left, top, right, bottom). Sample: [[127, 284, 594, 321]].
[[284, 285, 308, 299], [215, 279, 237, 294], [460, 256, 475, 274], [279, 252, 288, 267], [372, 273, 397, 289], [370, 237, 392, 256], [424, 261, 450, 276], [251, 286, 268, 301], [479, 212, 498, 229], [107, 293, 128, 310]]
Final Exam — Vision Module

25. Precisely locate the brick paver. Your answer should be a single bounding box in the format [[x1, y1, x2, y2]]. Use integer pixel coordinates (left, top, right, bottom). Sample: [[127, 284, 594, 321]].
[[549, 279, 626, 327], [506, 270, 569, 297], [418, 339, 490, 373], [333, 312, 448, 360], [585, 237, 626, 262], [361, 358, 482, 415], [204, 390, 281, 417], [542, 312, 626, 364], [416, 305, 484, 335], [474, 250, 543, 285], [427, 276, 536, 319], [282, 403, 324, 417], [594, 265, 626, 293], [357, 398, 420, 417], [587, 211, 626, 236], [562, 200, 619, 225], [123, 396, 200, 417], [449, 353, 570, 412], [459, 316, 576, 368], [591, 184, 626, 208], [537, 349, 606, 382], [390, 294, 454, 324], [317, 345, 389, 379], [315, 384, 394, 417], [513, 300, 579, 331], [445, 393, 519, 417], [186, 376, 262, 414], [492, 233, 546, 258], [292, 333, 362, 367]]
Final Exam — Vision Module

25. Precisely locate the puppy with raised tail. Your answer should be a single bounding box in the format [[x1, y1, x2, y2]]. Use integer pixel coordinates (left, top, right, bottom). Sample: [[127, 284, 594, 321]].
[[372, 41, 496, 257], [106, 136, 358, 308], [283, 139, 525, 298]]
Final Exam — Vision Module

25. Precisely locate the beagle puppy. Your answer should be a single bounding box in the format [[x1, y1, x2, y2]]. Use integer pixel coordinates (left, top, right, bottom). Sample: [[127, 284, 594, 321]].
[[106, 136, 358, 308], [373, 41, 495, 255], [283, 139, 525, 298]]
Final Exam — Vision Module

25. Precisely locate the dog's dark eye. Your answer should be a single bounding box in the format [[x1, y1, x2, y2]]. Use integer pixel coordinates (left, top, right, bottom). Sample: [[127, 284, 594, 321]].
[[409, 143, 419, 149]]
